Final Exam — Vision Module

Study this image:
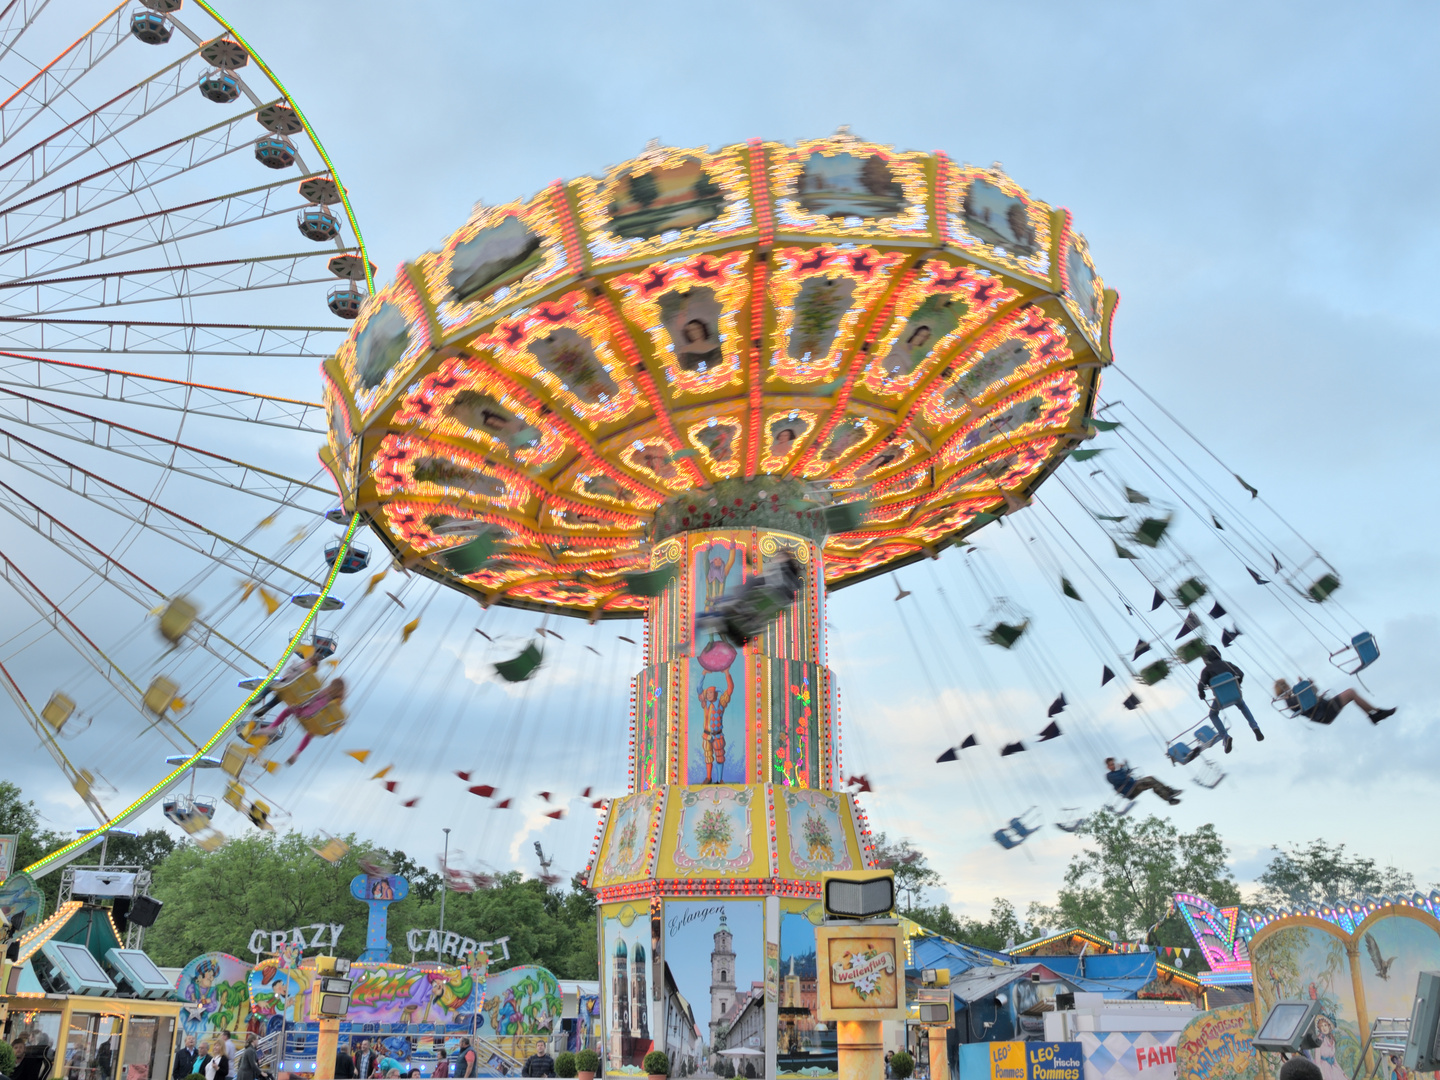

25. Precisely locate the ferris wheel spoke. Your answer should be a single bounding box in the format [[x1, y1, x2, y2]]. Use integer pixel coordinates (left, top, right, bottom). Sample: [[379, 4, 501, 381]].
[[0, 545, 199, 752], [0, 249, 352, 316], [0, 656, 109, 822], [0, 352, 326, 429], [0, 386, 334, 507], [0, 95, 275, 236], [0, 4, 131, 148], [0, 0, 52, 73], [0, 174, 323, 282], [0, 316, 339, 359], [0, 474, 266, 671]]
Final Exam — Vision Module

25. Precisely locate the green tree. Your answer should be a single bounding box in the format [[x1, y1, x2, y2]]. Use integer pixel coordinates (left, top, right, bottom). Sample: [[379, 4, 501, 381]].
[[909, 897, 1041, 952], [104, 828, 176, 873], [868, 832, 941, 911], [1030, 811, 1239, 967], [1254, 840, 1414, 908], [0, 780, 69, 913]]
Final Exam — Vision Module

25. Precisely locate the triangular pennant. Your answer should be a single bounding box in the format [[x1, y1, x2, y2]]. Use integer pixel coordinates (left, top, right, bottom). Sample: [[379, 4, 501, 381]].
[[384, 781, 398, 793], [493, 798, 512, 809], [580, 787, 593, 798], [1151, 589, 1165, 611], [544, 810, 565, 820], [1234, 474, 1259, 498], [1001, 741, 1026, 756], [1038, 721, 1062, 742], [1091, 419, 1122, 432], [1125, 487, 1150, 504], [961, 734, 979, 749], [1048, 694, 1067, 717], [455, 770, 471, 781], [467, 784, 496, 798], [371, 765, 392, 780], [1208, 602, 1227, 619], [403, 798, 420, 808], [346, 750, 370, 763], [1184, 948, 1191, 958], [1070, 448, 1105, 461], [847, 775, 873, 793], [537, 791, 552, 802], [1272, 552, 1283, 572], [1221, 627, 1242, 647], [591, 798, 606, 809], [1062, 577, 1082, 601], [1175, 612, 1201, 639], [1247, 567, 1271, 585], [1211, 515, 1224, 530], [1133, 640, 1151, 659], [1114, 541, 1138, 560], [1122, 693, 1141, 710], [936, 747, 958, 763], [1101, 665, 1116, 686]]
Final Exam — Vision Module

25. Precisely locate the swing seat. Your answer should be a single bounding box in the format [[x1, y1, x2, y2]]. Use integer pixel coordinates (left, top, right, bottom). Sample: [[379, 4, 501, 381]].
[[1167, 723, 1223, 765], [275, 668, 322, 705], [1208, 672, 1243, 709], [299, 702, 345, 737], [1330, 632, 1379, 675], [993, 828, 1022, 850], [1055, 819, 1086, 834], [1274, 678, 1320, 715]]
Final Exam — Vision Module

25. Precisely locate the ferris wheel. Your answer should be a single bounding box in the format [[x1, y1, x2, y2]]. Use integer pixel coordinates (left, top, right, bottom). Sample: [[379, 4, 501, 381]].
[[0, 0, 369, 877]]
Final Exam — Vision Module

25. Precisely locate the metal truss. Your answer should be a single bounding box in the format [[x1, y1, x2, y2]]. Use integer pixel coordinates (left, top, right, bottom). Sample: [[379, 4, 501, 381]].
[[0, 317, 341, 359], [0, 4, 130, 149], [0, 0, 52, 70], [0, 249, 352, 317], [0, 352, 326, 430], [0, 426, 323, 590], [0, 475, 266, 671], [0, 387, 334, 509]]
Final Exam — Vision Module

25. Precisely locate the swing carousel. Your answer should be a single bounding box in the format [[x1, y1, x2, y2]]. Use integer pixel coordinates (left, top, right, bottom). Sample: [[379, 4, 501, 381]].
[[322, 132, 1112, 1077]]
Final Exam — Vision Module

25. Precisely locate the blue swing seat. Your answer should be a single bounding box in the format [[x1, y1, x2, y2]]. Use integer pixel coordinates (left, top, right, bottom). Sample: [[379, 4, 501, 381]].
[[1330, 632, 1379, 675], [1167, 723, 1224, 765], [1208, 671, 1243, 708]]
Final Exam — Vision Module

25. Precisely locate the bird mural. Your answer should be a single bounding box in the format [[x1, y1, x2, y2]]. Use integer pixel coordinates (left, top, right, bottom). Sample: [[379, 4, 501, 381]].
[[1364, 932, 1397, 980]]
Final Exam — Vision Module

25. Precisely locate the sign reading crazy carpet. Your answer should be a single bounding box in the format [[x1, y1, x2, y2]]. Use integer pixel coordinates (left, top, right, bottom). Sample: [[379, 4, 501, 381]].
[[1176, 1006, 1258, 1080]]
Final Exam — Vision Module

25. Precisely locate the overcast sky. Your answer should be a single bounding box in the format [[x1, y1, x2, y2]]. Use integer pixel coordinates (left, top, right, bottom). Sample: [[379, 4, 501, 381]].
[[8, 1, 1439, 919]]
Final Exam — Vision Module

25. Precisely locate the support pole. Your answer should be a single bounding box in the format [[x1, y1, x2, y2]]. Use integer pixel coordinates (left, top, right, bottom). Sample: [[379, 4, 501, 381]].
[[928, 1027, 950, 1080], [837, 1020, 883, 1080], [314, 1016, 339, 1080]]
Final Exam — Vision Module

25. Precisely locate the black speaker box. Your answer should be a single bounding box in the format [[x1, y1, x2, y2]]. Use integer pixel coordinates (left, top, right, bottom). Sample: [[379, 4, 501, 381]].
[[129, 895, 162, 928], [111, 896, 131, 933]]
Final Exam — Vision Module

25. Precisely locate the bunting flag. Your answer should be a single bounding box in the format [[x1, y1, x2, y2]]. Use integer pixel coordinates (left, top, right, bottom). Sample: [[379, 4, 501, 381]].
[[1001, 741, 1026, 756], [1222, 627, 1243, 647], [1151, 589, 1165, 611], [1122, 693, 1141, 711], [1062, 577, 1083, 601], [1208, 602, 1227, 619], [961, 734, 978, 749], [366, 569, 388, 596], [346, 750, 371, 763], [1234, 474, 1259, 498], [371, 765, 392, 780], [467, 785, 496, 798], [591, 798, 606, 809], [1038, 721, 1062, 742], [494, 798, 512, 809], [1071, 448, 1105, 461], [455, 770, 471, 781], [544, 810, 565, 820], [1133, 640, 1152, 659], [402, 617, 421, 643], [1211, 515, 1224, 530], [537, 791, 552, 802], [1092, 419, 1122, 432], [257, 588, 280, 615], [1272, 553, 1283, 571], [1125, 487, 1150, 504], [1247, 567, 1270, 585], [403, 798, 420, 808], [1114, 541, 1138, 560], [937, 747, 958, 763], [1048, 694, 1067, 717], [1184, 948, 1191, 958], [580, 787, 593, 799], [1175, 612, 1201, 639], [1101, 665, 1116, 686], [847, 775, 873, 793], [384, 781, 398, 793]]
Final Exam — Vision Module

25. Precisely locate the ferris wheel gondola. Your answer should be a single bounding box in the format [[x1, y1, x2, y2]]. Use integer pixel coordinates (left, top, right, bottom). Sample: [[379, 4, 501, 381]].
[[0, 0, 371, 877]]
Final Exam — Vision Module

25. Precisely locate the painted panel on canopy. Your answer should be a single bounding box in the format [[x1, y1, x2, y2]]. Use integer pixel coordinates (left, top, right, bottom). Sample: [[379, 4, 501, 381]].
[[608, 250, 752, 404], [934, 436, 1060, 498], [572, 142, 755, 267], [1061, 229, 1105, 345], [937, 370, 1084, 467], [681, 411, 747, 479], [919, 304, 1075, 433], [687, 535, 752, 786], [797, 414, 884, 478], [761, 408, 822, 474], [466, 290, 645, 433], [595, 788, 665, 886], [830, 435, 925, 487], [824, 539, 931, 584], [826, 495, 997, 555], [765, 244, 909, 385], [945, 163, 1054, 282], [662, 899, 767, 1070], [661, 784, 761, 876], [1250, 922, 1361, 1080], [416, 190, 571, 340], [769, 137, 935, 240], [775, 788, 859, 877], [322, 373, 358, 498], [855, 258, 1022, 400], [338, 269, 435, 421], [604, 424, 702, 495], [370, 433, 536, 514]]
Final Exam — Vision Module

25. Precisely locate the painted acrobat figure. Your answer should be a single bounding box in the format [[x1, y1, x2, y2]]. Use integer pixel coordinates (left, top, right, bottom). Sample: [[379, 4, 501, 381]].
[[699, 668, 734, 783]]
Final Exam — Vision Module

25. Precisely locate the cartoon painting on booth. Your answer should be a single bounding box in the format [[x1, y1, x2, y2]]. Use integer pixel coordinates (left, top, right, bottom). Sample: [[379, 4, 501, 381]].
[[475, 964, 561, 1045], [688, 538, 748, 785], [178, 952, 253, 1037]]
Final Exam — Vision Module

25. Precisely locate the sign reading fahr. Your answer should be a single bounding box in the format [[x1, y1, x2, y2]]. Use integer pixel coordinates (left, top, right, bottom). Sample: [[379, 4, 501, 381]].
[[248, 923, 343, 955], [405, 929, 510, 962]]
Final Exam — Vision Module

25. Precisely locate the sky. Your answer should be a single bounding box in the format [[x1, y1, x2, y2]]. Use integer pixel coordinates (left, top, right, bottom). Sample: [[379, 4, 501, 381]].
[[5, 1, 1439, 923]]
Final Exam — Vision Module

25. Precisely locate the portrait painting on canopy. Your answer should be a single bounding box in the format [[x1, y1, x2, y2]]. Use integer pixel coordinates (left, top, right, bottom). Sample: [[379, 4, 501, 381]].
[[795, 152, 905, 219], [960, 394, 1044, 451], [528, 328, 619, 404], [446, 389, 530, 441], [879, 293, 964, 378], [580, 472, 635, 502], [688, 538, 749, 785], [409, 456, 508, 500], [354, 301, 410, 390], [788, 276, 856, 361], [817, 419, 867, 464], [663, 899, 766, 1078], [446, 215, 544, 304], [1066, 241, 1100, 323], [608, 156, 726, 239], [961, 179, 1038, 256], [660, 286, 725, 371], [694, 419, 740, 463], [767, 414, 810, 458]]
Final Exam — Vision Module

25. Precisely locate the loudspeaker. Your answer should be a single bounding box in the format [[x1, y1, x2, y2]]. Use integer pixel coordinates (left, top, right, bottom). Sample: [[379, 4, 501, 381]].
[[111, 897, 131, 934], [129, 895, 162, 928]]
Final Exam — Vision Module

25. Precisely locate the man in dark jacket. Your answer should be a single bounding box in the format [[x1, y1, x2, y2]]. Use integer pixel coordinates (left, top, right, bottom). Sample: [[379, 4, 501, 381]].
[[1196, 647, 1263, 752], [233, 1035, 260, 1080], [521, 1050, 554, 1078], [172, 1037, 198, 1080], [355, 1041, 378, 1080], [333, 1046, 355, 1080], [1105, 757, 1181, 805]]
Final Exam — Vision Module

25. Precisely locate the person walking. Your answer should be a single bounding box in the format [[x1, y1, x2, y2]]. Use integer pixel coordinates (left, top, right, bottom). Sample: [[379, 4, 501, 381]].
[[432, 1050, 448, 1079], [222, 1035, 237, 1066], [356, 1041, 378, 1080], [1196, 647, 1264, 752], [334, 1043, 355, 1080], [233, 1035, 260, 1080], [172, 1037, 198, 1080], [1105, 757, 1182, 805], [202, 1041, 229, 1080], [457, 1040, 477, 1080]]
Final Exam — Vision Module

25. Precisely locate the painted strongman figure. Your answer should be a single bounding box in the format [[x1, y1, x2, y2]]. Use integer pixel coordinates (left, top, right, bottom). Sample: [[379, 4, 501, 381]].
[[699, 668, 735, 783]]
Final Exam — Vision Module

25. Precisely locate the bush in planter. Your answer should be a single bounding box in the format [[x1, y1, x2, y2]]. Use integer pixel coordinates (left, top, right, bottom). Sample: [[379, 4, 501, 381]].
[[890, 1051, 915, 1079], [0, 1041, 16, 1076], [643, 1050, 671, 1077], [555, 1052, 577, 1078], [575, 1049, 601, 1076]]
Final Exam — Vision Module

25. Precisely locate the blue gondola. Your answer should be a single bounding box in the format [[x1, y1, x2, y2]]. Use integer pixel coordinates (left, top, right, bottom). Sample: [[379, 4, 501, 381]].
[[324, 540, 370, 573], [993, 808, 1042, 849], [1330, 631, 1380, 675], [298, 206, 341, 242], [198, 71, 240, 104], [130, 11, 171, 44]]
